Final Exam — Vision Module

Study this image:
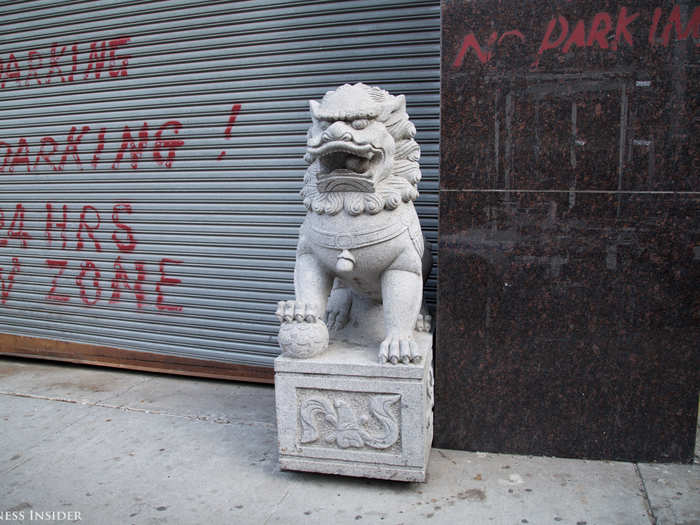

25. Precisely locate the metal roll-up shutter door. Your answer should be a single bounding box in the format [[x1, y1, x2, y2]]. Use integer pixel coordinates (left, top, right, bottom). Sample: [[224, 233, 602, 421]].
[[0, 0, 439, 377]]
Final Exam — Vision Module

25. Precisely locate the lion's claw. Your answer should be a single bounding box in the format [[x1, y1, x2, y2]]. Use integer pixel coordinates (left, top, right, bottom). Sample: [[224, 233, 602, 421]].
[[415, 313, 432, 332], [276, 300, 319, 324], [379, 336, 421, 365], [325, 287, 352, 332], [325, 308, 349, 332]]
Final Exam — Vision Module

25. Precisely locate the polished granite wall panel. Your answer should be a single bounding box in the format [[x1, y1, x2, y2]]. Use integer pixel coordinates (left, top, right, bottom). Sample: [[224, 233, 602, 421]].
[[437, 0, 699, 461], [437, 190, 698, 460], [441, 0, 698, 192]]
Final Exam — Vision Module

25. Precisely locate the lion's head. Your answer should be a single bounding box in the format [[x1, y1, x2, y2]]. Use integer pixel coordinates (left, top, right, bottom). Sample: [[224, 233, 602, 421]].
[[301, 83, 421, 216]]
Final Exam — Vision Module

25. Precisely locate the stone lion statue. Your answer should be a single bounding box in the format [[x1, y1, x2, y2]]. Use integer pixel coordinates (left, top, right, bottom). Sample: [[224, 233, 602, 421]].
[[275, 83, 432, 365]]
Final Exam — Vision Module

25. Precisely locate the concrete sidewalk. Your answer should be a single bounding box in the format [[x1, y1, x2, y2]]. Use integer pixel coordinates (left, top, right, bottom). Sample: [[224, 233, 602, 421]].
[[0, 357, 697, 525]]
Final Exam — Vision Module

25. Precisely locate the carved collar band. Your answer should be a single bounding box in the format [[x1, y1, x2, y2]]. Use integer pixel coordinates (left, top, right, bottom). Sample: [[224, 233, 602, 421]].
[[308, 214, 412, 251]]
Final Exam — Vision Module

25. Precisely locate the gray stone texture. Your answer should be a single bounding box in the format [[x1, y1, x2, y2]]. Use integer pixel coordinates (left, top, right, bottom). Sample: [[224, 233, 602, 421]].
[[638, 463, 700, 525], [273, 84, 435, 481], [275, 333, 433, 482], [275, 83, 432, 365]]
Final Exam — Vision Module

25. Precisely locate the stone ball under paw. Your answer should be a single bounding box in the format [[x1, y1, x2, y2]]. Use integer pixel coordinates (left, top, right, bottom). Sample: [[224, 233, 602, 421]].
[[278, 321, 329, 359]]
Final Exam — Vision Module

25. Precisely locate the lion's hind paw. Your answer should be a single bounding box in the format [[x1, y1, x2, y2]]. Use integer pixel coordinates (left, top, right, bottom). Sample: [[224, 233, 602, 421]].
[[324, 287, 352, 332], [415, 313, 432, 332], [379, 336, 422, 365]]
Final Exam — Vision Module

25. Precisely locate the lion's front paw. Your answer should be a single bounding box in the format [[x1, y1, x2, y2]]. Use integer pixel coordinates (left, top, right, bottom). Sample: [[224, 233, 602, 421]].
[[275, 300, 321, 323], [276, 300, 328, 359], [415, 312, 432, 332], [379, 335, 422, 365]]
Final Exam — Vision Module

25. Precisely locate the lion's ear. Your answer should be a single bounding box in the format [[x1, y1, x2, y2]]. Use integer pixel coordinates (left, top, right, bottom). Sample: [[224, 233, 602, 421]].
[[393, 94, 406, 114], [309, 100, 321, 121]]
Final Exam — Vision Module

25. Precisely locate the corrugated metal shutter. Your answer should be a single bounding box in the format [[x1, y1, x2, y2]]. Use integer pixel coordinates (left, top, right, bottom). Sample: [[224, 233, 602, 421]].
[[0, 0, 439, 369]]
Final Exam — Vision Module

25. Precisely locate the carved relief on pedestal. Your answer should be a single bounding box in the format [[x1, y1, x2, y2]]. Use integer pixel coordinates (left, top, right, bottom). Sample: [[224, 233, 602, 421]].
[[297, 389, 401, 451]]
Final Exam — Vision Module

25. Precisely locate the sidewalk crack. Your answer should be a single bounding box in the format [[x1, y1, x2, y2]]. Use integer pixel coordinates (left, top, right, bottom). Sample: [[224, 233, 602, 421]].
[[0, 390, 275, 428], [634, 463, 657, 525], [263, 487, 290, 525]]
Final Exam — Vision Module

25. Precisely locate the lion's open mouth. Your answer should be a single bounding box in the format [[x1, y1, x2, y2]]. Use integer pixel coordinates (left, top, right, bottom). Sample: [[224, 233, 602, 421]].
[[307, 142, 383, 192], [320, 150, 371, 175], [309, 142, 381, 176]]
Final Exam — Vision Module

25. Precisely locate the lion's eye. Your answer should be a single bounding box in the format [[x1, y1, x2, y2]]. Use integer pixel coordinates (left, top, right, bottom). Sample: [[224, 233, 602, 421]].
[[351, 119, 369, 130]]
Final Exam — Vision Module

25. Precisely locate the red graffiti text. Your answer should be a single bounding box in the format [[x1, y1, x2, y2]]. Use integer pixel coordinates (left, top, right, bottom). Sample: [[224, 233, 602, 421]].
[[0, 120, 184, 173], [451, 4, 700, 69], [0, 38, 131, 89], [0, 201, 183, 312]]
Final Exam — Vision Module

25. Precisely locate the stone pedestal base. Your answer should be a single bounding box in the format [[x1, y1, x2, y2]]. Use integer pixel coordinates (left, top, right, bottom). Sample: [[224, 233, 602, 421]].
[[274, 332, 433, 482]]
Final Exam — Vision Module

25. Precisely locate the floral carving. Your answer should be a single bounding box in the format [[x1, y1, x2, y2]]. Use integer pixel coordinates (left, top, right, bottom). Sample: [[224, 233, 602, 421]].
[[300, 394, 400, 449]]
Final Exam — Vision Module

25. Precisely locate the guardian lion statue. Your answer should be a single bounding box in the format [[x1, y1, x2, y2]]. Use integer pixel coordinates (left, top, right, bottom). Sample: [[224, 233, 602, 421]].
[[276, 83, 432, 365]]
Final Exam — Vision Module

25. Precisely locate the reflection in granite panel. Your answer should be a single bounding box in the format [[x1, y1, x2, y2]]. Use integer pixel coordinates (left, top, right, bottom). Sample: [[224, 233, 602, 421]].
[[441, 0, 698, 192], [435, 191, 699, 461], [438, 0, 699, 461]]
